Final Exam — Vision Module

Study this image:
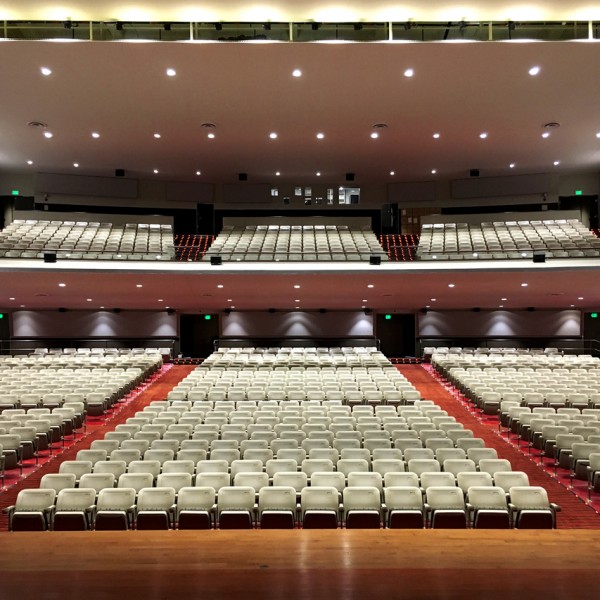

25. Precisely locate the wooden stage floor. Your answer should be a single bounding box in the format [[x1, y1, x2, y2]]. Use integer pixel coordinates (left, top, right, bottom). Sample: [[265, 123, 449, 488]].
[[1, 530, 599, 600]]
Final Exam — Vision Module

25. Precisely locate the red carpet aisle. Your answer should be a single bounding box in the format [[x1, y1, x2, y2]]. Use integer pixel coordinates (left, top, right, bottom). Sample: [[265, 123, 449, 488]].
[[0, 364, 196, 529], [398, 364, 600, 529]]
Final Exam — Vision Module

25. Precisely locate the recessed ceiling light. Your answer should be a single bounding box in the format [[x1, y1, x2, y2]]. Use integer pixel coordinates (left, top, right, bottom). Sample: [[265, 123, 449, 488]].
[[479, 132, 488, 139], [316, 132, 325, 139], [166, 68, 176, 77], [509, 163, 515, 168], [553, 160, 560, 166], [227, 298, 233, 302], [362, 299, 368, 303], [294, 299, 300, 302], [448, 283, 455, 288], [58, 283, 66, 287], [431, 169, 437, 174], [528, 65, 540, 76], [206, 132, 216, 140], [433, 133, 440, 139], [570, 304, 575, 307], [275, 171, 281, 176], [499, 305, 504, 308], [9, 297, 15, 300], [153, 169, 159, 174], [26, 160, 33, 165], [158, 299, 164, 302], [73, 163, 79, 168], [86, 298, 92, 302], [294, 285, 300, 289], [501, 297, 507, 301], [521, 283, 528, 287], [20, 305, 25, 308], [367, 284, 374, 288], [425, 305, 431, 308], [542, 132, 550, 138], [295, 306, 300, 309], [91, 132, 100, 138], [40, 66, 52, 76], [370, 132, 379, 139], [404, 68, 414, 77], [100, 306, 105, 309], [136, 284, 143, 288], [269, 132, 278, 139], [230, 306, 235, 309], [596, 132, 600, 139], [431, 298, 437, 302], [292, 69, 302, 77], [217, 284, 224, 288], [389, 171, 395, 176], [578, 296, 584, 300], [316, 172, 321, 176], [196, 171, 201, 176], [154, 133, 161, 139], [44, 131, 53, 139]]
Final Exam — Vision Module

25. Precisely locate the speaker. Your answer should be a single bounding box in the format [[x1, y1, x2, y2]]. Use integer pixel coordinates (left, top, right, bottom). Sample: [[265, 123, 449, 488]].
[[115, 169, 125, 177], [113, 308, 121, 314], [210, 256, 222, 266], [473, 307, 481, 312], [369, 256, 381, 265], [319, 308, 327, 314], [43, 251, 57, 263], [238, 173, 248, 181], [527, 307, 535, 312], [470, 169, 480, 177], [345, 172, 355, 182], [268, 308, 276, 313], [58, 308, 67, 313], [533, 251, 546, 263]]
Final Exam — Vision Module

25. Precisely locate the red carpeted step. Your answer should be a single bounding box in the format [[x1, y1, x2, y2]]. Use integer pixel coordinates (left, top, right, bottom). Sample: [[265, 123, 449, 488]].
[[0, 365, 196, 530], [398, 364, 600, 529]]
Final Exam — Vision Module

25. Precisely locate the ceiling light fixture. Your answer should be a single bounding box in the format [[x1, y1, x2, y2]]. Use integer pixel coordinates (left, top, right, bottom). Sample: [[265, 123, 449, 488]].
[[528, 65, 540, 76], [578, 296, 584, 300], [479, 132, 488, 139], [542, 132, 550, 138], [509, 163, 515, 168], [58, 283, 66, 287], [316, 172, 321, 176], [91, 132, 100, 138], [448, 283, 455, 288], [196, 171, 201, 175], [73, 163, 79, 168], [292, 69, 302, 77], [389, 171, 395, 176], [316, 132, 325, 139], [553, 160, 560, 166], [154, 133, 161, 139], [501, 297, 507, 301], [367, 284, 374, 288], [166, 68, 176, 77], [217, 284, 224, 288], [521, 283, 528, 287], [433, 133, 440, 139], [404, 68, 414, 77], [294, 285, 300, 289], [596, 132, 600, 139], [275, 171, 281, 176], [44, 131, 53, 139], [207, 133, 215, 139], [40, 67, 52, 76], [26, 160, 33, 165], [370, 132, 379, 139], [269, 132, 278, 139], [158, 299, 164, 302], [431, 169, 437, 174], [136, 284, 143, 288], [153, 169, 159, 174]]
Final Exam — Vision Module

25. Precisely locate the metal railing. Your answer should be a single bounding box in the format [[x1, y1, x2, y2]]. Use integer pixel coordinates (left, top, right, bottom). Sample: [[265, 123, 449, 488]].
[[1, 20, 599, 42]]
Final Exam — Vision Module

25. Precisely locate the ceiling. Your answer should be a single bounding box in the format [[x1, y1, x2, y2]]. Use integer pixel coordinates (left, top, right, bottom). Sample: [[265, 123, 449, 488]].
[[1, 259, 599, 312], [0, 38, 599, 186]]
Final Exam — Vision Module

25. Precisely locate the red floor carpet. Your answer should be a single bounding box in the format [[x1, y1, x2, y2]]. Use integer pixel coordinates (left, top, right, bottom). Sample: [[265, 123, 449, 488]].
[[399, 364, 600, 529], [0, 364, 196, 529]]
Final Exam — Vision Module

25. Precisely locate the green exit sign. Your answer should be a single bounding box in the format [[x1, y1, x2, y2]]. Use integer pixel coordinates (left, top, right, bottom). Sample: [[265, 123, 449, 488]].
[[591, 312, 598, 319], [385, 314, 392, 320], [0, 313, 4, 319], [11, 190, 19, 196], [204, 314, 212, 320], [575, 190, 583, 196]]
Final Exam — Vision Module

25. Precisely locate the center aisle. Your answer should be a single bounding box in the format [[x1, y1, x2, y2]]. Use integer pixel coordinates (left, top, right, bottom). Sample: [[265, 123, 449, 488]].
[[0, 364, 196, 529], [398, 364, 600, 529]]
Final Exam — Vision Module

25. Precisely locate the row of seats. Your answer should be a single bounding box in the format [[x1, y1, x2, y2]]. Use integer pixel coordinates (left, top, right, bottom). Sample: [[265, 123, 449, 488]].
[[424, 346, 562, 356], [7, 482, 557, 531], [417, 219, 600, 260], [203, 225, 389, 262], [0, 220, 175, 260]]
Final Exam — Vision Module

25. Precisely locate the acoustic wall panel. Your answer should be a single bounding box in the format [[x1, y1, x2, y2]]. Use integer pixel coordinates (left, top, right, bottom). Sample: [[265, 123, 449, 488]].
[[35, 173, 138, 199]]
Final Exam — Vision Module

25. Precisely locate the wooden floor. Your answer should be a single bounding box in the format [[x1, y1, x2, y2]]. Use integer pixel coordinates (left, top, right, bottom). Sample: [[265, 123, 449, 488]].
[[1, 530, 599, 599]]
